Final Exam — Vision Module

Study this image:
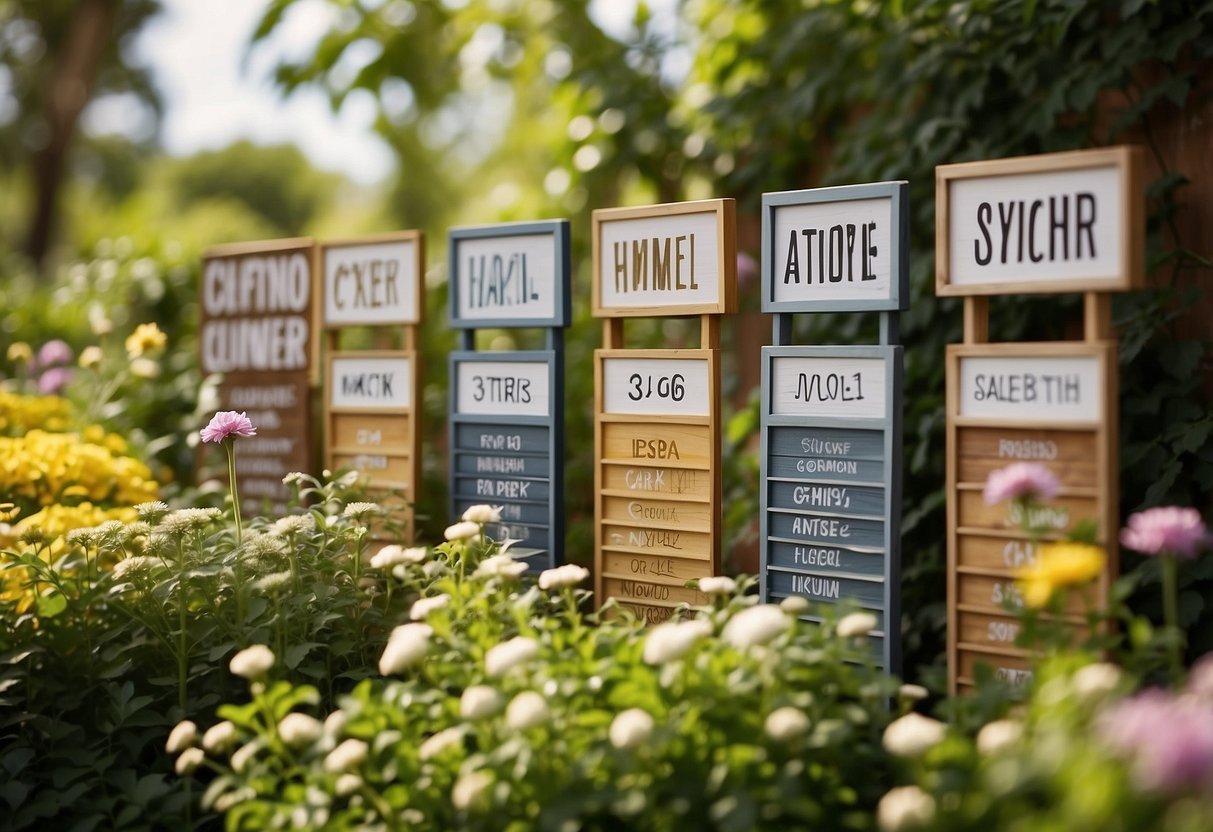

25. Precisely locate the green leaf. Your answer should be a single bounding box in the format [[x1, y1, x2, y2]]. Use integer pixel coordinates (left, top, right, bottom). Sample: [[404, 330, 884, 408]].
[[35, 592, 67, 618]]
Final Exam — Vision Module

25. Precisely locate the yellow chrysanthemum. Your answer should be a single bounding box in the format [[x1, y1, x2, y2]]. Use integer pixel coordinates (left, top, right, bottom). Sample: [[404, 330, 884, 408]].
[[125, 322, 167, 359], [1016, 542, 1105, 608], [0, 391, 72, 434]]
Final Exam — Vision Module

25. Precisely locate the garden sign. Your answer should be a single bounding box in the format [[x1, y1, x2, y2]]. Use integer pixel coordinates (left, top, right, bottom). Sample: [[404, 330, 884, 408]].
[[448, 220, 571, 573], [199, 237, 318, 515], [591, 198, 736, 622], [937, 146, 1143, 693], [758, 182, 908, 672]]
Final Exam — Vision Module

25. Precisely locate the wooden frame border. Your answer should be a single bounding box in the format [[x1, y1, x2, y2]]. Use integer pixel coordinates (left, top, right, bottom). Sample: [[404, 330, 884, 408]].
[[448, 220, 571, 330], [761, 181, 909, 313], [945, 340, 1118, 694], [319, 230, 425, 328], [591, 198, 737, 318], [935, 146, 1144, 296]]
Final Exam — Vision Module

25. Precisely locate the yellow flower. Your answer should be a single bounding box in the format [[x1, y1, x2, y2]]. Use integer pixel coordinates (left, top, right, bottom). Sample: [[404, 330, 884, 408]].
[[78, 346, 103, 369], [125, 323, 167, 359], [1016, 542, 1105, 608], [7, 342, 32, 363]]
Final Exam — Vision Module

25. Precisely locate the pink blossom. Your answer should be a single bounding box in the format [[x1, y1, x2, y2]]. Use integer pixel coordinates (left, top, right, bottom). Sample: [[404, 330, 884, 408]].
[[37, 367, 72, 394], [200, 411, 257, 443], [1120, 507, 1209, 559], [1098, 688, 1213, 792], [37, 339, 73, 368], [982, 462, 1060, 506]]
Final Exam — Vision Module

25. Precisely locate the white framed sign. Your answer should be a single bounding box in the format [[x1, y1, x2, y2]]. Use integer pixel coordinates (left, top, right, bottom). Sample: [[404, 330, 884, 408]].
[[958, 355, 1101, 423], [593, 199, 736, 316], [330, 355, 413, 409], [602, 357, 710, 416], [450, 226, 564, 325], [770, 356, 888, 419], [455, 359, 551, 417], [937, 147, 1143, 295], [322, 233, 422, 327]]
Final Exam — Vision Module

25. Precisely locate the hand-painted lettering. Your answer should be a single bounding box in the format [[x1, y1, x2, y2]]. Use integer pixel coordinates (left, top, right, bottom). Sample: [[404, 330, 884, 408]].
[[783, 222, 878, 284], [613, 233, 699, 293], [973, 193, 1097, 266], [972, 373, 1080, 404]]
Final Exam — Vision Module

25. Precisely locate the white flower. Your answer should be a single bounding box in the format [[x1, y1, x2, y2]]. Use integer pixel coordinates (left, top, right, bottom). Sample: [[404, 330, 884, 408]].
[[608, 708, 654, 750], [538, 563, 590, 590], [202, 720, 237, 753], [418, 726, 464, 761], [231, 740, 260, 772], [230, 645, 275, 680], [334, 774, 362, 797], [698, 575, 736, 595], [1071, 662, 1122, 701], [898, 684, 929, 702], [485, 636, 540, 678], [722, 605, 789, 649], [174, 747, 204, 776], [372, 544, 428, 569], [779, 595, 810, 614], [279, 713, 324, 748], [836, 612, 878, 638], [451, 770, 493, 811], [410, 594, 451, 621], [976, 719, 1022, 755], [642, 619, 712, 665], [444, 521, 481, 541], [324, 738, 368, 773], [379, 623, 433, 675], [764, 707, 810, 742], [166, 720, 197, 753], [876, 785, 936, 831], [505, 692, 550, 731], [113, 555, 158, 580], [324, 710, 348, 739], [460, 685, 502, 721], [213, 787, 255, 812], [882, 712, 947, 757], [462, 504, 502, 524], [252, 571, 291, 594], [475, 553, 527, 579]]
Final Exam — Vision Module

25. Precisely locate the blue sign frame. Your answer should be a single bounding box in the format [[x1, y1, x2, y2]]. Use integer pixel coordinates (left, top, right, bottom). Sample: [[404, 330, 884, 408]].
[[449, 219, 571, 329]]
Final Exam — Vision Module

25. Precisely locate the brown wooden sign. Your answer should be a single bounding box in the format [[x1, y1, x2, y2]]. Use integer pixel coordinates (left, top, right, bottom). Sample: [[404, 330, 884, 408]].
[[592, 199, 735, 622], [321, 233, 424, 540], [199, 238, 318, 515]]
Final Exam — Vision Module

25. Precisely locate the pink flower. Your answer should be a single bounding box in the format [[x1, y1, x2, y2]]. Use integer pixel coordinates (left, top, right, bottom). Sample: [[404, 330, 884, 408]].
[[1120, 507, 1209, 560], [1098, 688, 1213, 792], [200, 411, 257, 443], [37, 339, 73, 368], [37, 367, 72, 394], [982, 462, 1060, 506]]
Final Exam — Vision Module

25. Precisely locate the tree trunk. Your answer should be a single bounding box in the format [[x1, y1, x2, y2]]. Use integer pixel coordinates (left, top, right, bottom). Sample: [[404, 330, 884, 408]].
[[24, 0, 119, 270]]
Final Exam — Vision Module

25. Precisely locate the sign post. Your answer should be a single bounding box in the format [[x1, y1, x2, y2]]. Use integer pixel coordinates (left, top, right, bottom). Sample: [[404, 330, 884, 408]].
[[758, 182, 909, 672], [937, 146, 1143, 693], [199, 238, 318, 515], [447, 220, 571, 572], [321, 232, 424, 540], [591, 199, 736, 622]]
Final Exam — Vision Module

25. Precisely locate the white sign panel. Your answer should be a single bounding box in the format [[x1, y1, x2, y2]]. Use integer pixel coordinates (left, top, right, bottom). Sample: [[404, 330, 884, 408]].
[[455, 360, 550, 417], [603, 358, 710, 417], [599, 211, 721, 310], [772, 197, 893, 304], [330, 356, 412, 409], [324, 240, 419, 326], [771, 356, 887, 419], [454, 233, 557, 322], [948, 165, 1122, 288], [959, 355, 1101, 423]]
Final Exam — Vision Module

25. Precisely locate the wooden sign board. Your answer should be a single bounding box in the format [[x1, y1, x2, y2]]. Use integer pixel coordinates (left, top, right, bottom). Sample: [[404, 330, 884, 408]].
[[592, 199, 737, 317], [762, 182, 909, 313], [936, 146, 1143, 295], [449, 220, 570, 328], [946, 342, 1118, 693], [595, 350, 718, 622], [320, 232, 424, 540], [199, 238, 318, 514], [450, 353, 561, 572]]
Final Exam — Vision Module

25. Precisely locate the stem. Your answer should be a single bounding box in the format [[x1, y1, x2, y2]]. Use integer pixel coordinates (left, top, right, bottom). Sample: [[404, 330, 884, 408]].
[[1161, 554, 1183, 681], [226, 440, 247, 628], [177, 539, 188, 713]]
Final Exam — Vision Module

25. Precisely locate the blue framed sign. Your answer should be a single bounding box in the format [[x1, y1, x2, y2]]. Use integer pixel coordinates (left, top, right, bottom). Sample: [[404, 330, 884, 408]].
[[759, 182, 907, 673], [448, 220, 570, 573]]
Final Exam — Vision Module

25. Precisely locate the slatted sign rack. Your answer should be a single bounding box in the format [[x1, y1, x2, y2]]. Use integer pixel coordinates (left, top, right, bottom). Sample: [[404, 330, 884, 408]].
[[199, 237, 319, 516], [321, 231, 424, 541], [592, 198, 737, 623], [758, 182, 909, 673], [936, 146, 1144, 694], [448, 220, 571, 573]]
